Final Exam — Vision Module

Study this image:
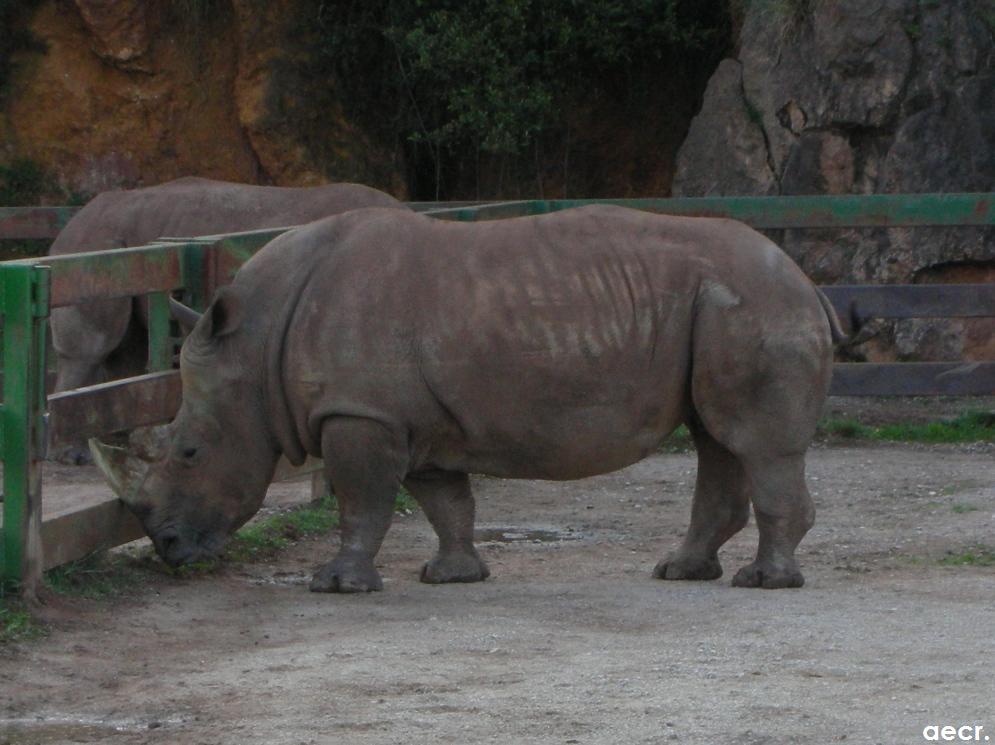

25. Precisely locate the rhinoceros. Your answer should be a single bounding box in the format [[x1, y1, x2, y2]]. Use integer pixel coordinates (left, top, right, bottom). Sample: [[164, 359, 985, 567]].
[[92, 205, 844, 592], [49, 177, 404, 463]]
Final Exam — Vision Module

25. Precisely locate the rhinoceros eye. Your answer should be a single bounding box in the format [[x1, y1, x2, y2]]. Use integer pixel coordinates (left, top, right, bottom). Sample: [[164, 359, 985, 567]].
[[175, 444, 205, 468]]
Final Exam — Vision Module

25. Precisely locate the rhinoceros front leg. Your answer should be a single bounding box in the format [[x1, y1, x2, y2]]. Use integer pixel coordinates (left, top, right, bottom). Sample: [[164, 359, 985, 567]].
[[309, 418, 408, 593], [404, 470, 490, 584], [654, 420, 750, 581]]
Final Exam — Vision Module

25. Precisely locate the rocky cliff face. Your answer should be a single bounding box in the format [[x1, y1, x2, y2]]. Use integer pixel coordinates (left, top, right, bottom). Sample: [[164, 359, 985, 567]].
[[0, 0, 405, 196], [2, 1, 993, 365], [674, 0, 995, 362]]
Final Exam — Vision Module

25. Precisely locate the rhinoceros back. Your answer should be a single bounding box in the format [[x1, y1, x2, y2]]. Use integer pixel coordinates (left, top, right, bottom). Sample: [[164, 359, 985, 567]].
[[50, 178, 403, 256], [262, 207, 731, 479]]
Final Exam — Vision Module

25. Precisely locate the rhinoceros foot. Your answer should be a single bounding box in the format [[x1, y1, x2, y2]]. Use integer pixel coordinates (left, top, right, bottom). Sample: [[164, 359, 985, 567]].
[[420, 550, 490, 585], [52, 442, 95, 466], [731, 560, 804, 589], [309, 556, 383, 593], [652, 553, 723, 581]]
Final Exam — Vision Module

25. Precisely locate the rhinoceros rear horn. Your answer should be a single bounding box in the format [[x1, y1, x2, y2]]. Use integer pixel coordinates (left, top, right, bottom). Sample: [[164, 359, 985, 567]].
[[169, 297, 202, 335], [89, 437, 151, 507]]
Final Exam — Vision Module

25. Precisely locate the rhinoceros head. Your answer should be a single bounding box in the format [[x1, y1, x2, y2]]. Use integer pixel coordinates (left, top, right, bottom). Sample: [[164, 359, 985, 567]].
[[92, 289, 280, 567]]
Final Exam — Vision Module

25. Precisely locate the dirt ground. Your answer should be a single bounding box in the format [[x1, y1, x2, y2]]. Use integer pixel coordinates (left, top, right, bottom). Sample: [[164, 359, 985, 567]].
[[1, 398, 994, 745]]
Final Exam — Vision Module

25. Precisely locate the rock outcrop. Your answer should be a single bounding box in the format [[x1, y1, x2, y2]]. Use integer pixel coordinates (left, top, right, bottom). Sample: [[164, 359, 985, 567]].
[[1, 1, 405, 196], [674, 0, 995, 361]]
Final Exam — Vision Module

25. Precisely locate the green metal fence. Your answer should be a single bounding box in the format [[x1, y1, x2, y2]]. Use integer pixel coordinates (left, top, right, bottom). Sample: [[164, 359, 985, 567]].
[[0, 194, 993, 593], [0, 229, 286, 592]]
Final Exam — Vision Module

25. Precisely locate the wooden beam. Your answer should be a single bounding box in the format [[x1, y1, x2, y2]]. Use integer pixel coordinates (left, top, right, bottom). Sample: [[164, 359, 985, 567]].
[[47, 371, 181, 450], [35, 458, 321, 570], [821, 284, 995, 321], [3, 244, 184, 308], [830, 362, 995, 396], [40, 495, 144, 571], [211, 229, 290, 291]]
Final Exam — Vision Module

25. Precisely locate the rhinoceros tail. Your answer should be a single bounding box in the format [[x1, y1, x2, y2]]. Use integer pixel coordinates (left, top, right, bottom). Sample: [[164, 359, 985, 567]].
[[815, 287, 850, 346]]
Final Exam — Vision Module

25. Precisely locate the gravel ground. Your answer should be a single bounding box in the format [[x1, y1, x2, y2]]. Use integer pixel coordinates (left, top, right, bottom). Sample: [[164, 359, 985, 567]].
[[1, 397, 993, 745]]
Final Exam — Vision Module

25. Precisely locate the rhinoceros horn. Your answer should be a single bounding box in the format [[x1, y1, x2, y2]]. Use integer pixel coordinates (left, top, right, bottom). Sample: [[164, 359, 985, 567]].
[[169, 297, 202, 334], [89, 425, 169, 507], [89, 438, 149, 507]]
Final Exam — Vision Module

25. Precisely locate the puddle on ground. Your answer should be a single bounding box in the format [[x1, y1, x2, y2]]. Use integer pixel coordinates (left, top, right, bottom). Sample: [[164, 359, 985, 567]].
[[474, 526, 584, 544]]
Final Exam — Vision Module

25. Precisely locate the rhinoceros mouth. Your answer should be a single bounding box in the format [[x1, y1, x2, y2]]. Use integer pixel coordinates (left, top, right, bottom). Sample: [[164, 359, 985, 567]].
[[153, 527, 224, 567], [90, 434, 229, 566]]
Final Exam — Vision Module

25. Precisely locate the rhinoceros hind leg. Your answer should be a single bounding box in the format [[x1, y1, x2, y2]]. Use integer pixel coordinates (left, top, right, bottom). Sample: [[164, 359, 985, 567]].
[[687, 282, 830, 589], [654, 418, 749, 582], [310, 556, 384, 593], [309, 417, 408, 593], [653, 554, 723, 581], [730, 454, 812, 589], [404, 470, 490, 584], [420, 553, 490, 584]]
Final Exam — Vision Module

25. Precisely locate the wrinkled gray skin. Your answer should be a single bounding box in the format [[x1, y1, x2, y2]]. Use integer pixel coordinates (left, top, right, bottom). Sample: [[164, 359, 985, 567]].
[[50, 177, 403, 464], [94, 205, 843, 592]]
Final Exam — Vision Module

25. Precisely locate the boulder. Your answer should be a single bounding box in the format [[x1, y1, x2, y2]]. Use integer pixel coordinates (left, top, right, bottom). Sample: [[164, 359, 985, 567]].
[[673, 0, 995, 361]]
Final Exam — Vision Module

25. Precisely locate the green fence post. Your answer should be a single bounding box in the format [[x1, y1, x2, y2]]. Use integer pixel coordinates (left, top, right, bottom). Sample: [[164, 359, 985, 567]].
[[1, 264, 49, 594], [179, 240, 209, 310], [146, 292, 172, 372]]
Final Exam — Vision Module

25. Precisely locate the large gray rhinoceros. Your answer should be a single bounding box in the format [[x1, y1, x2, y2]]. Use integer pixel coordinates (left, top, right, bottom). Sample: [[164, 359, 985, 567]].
[[49, 177, 404, 463], [92, 205, 844, 592]]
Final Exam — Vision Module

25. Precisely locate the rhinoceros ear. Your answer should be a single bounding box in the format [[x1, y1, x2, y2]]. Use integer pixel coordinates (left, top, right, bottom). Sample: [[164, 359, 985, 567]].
[[202, 285, 243, 339]]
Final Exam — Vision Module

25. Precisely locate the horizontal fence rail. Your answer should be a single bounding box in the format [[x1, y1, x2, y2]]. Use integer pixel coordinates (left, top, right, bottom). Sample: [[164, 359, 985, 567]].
[[4, 194, 995, 241], [424, 193, 995, 228], [1, 193, 993, 592], [0, 201, 487, 242], [821, 284, 995, 321], [831, 362, 995, 396], [2, 244, 184, 307], [47, 371, 182, 451]]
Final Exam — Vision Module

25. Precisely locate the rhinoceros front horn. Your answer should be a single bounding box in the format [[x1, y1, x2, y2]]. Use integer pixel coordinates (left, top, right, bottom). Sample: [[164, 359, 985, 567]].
[[89, 437, 152, 507]]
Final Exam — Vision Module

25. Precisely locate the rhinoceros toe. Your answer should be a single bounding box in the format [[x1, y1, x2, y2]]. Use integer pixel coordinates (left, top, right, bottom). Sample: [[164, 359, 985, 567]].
[[420, 551, 491, 584], [309, 558, 383, 593], [731, 560, 804, 589], [652, 554, 723, 581]]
